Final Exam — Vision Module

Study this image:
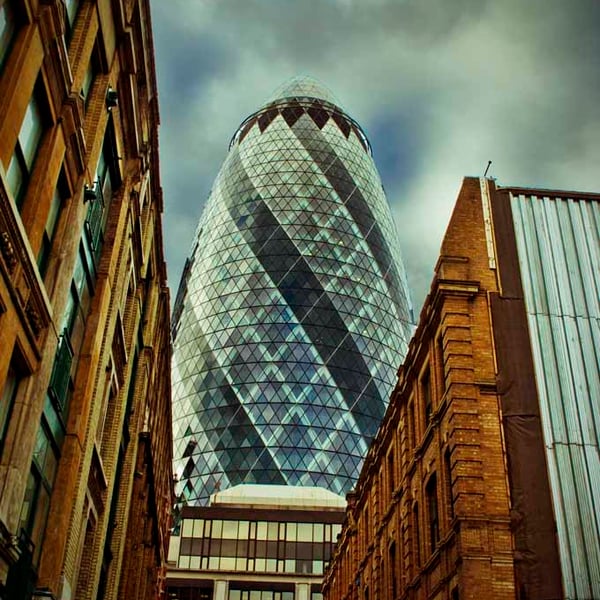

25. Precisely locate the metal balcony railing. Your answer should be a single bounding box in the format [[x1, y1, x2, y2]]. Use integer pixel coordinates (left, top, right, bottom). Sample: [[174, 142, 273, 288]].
[[49, 329, 73, 411], [84, 180, 105, 262]]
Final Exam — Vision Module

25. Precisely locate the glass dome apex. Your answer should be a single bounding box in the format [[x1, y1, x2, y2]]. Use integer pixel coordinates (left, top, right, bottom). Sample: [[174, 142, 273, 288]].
[[266, 76, 341, 107]]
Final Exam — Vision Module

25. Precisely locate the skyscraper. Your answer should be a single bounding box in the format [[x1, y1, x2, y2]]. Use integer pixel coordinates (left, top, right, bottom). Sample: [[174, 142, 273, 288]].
[[171, 77, 413, 504]]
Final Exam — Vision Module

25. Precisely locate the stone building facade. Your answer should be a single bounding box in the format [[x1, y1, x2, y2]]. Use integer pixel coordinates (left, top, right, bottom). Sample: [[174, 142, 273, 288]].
[[323, 177, 600, 600], [0, 1, 172, 598]]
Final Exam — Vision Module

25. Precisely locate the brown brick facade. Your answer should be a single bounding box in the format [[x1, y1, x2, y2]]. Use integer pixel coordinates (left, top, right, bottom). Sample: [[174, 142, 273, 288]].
[[0, 1, 172, 599], [324, 178, 521, 600]]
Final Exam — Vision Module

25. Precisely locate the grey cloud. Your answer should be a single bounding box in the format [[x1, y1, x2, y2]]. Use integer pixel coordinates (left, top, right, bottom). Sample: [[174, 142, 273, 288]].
[[150, 0, 600, 309], [159, 35, 232, 103]]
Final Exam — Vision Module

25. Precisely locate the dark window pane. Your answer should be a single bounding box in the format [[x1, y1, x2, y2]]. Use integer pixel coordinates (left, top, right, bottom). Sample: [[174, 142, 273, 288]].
[[30, 484, 50, 564], [18, 469, 38, 535], [18, 95, 43, 170], [180, 537, 192, 555], [0, 1, 16, 68], [6, 153, 25, 205], [31, 424, 49, 472], [63, 0, 79, 33], [427, 474, 439, 551], [0, 365, 19, 448]]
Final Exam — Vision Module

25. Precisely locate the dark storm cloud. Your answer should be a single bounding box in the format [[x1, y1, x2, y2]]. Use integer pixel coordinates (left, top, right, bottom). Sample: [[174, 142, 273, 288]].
[[158, 35, 231, 104], [150, 0, 600, 310], [367, 111, 428, 190]]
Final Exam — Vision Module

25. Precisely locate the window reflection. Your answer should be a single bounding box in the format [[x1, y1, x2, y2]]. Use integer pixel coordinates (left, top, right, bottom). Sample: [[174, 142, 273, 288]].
[[177, 516, 341, 575], [0, 1, 16, 69], [7, 88, 45, 208]]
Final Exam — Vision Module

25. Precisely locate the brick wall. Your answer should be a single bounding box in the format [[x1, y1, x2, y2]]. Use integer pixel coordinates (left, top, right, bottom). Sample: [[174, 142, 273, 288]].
[[324, 178, 516, 600], [0, 1, 172, 598]]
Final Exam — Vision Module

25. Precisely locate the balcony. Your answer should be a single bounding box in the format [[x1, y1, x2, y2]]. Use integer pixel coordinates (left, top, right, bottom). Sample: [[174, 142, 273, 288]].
[[48, 330, 73, 411]]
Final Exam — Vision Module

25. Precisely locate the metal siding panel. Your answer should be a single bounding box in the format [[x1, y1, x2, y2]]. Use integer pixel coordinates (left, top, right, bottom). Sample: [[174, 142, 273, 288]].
[[559, 198, 585, 316], [570, 317, 599, 445], [539, 314, 568, 443], [527, 317, 558, 444], [561, 201, 580, 314], [569, 199, 596, 317], [554, 445, 583, 595], [592, 201, 600, 314], [515, 196, 549, 315], [569, 198, 589, 316], [544, 448, 575, 591], [570, 444, 597, 596], [511, 193, 600, 599], [583, 444, 600, 589], [544, 197, 575, 317], [579, 199, 600, 318], [587, 318, 600, 437], [549, 314, 581, 444]]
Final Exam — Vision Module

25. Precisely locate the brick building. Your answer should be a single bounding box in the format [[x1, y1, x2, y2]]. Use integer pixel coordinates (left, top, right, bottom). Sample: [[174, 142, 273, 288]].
[[0, 1, 173, 599], [323, 177, 600, 600]]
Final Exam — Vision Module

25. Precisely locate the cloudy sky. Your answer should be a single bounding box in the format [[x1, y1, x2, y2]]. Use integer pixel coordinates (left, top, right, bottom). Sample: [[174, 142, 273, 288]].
[[150, 0, 599, 313]]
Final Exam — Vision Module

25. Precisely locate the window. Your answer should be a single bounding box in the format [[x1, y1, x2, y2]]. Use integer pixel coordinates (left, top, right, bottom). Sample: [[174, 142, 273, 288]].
[[81, 43, 99, 108], [48, 246, 92, 414], [228, 590, 293, 600], [84, 125, 119, 266], [178, 517, 339, 577], [7, 88, 45, 208], [62, 0, 79, 38], [421, 365, 432, 426], [48, 329, 73, 413], [62, 251, 91, 345], [408, 399, 415, 448], [437, 333, 446, 391], [389, 541, 397, 597], [81, 59, 94, 106], [19, 408, 60, 564], [426, 474, 439, 552], [123, 345, 139, 438], [387, 449, 395, 499], [73, 508, 96, 597], [0, 0, 16, 69], [444, 448, 454, 520], [101, 444, 125, 570], [23, 346, 72, 566], [0, 362, 21, 452], [412, 502, 420, 569], [37, 173, 68, 277], [97, 375, 116, 445], [363, 506, 370, 554]]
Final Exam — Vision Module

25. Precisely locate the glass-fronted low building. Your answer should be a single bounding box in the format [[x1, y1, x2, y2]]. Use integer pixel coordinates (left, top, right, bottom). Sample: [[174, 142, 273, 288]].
[[166, 484, 345, 600], [171, 76, 414, 504]]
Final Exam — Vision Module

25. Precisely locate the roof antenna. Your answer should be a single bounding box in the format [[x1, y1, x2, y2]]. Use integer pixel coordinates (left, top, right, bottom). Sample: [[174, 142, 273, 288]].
[[484, 160, 492, 177]]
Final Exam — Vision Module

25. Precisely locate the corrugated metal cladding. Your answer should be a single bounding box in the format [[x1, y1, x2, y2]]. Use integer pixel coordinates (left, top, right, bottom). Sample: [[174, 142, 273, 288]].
[[510, 192, 600, 599]]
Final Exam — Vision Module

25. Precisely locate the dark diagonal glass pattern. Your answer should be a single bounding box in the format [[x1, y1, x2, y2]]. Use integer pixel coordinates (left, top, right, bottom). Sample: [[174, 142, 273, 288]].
[[171, 77, 414, 504]]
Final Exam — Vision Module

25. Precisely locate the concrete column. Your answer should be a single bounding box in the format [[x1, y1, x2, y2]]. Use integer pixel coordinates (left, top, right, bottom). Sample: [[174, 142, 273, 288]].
[[214, 579, 229, 600], [295, 582, 309, 600]]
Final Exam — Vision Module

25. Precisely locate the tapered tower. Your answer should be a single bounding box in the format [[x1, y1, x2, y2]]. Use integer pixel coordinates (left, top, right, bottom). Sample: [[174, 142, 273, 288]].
[[171, 77, 413, 504]]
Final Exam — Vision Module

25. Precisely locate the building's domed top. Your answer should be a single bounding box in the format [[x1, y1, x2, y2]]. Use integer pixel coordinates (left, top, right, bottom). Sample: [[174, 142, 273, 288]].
[[267, 75, 341, 107]]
